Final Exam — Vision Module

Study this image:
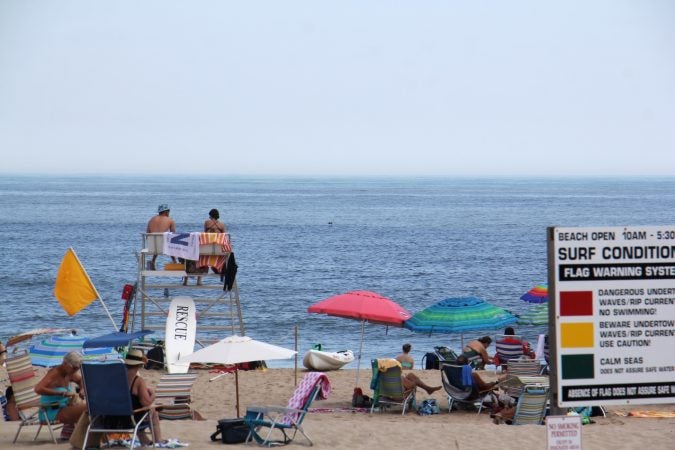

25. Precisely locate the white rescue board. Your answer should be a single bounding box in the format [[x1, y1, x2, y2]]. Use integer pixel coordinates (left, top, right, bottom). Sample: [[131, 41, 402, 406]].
[[165, 296, 197, 374]]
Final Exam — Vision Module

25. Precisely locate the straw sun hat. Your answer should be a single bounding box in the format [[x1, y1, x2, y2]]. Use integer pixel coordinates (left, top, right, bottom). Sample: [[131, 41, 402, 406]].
[[123, 349, 147, 366]]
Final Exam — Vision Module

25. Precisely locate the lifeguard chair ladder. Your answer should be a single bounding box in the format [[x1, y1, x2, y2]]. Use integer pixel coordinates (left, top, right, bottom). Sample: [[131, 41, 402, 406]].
[[130, 233, 245, 347]]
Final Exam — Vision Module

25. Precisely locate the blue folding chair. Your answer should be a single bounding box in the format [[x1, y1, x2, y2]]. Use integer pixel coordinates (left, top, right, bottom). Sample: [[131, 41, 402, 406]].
[[81, 361, 156, 449]]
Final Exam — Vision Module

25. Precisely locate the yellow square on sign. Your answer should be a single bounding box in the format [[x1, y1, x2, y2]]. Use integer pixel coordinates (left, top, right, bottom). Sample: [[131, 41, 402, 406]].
[[560, 323, 594, 348]]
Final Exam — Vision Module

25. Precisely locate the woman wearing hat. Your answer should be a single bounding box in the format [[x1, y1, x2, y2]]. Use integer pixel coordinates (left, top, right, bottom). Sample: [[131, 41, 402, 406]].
[[124, 349, 164, 446]]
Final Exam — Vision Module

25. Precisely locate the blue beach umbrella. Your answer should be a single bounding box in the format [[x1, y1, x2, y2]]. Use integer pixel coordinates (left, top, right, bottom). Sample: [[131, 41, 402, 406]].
[[404, 297, 517, 338], [29, 333, 120, 367], [83, 330, 153, 349]]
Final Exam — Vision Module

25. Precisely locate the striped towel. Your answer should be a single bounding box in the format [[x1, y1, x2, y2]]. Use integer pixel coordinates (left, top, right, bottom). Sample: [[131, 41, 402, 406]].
[[281, 372, 330, 425], [198, 233, 232, 272]]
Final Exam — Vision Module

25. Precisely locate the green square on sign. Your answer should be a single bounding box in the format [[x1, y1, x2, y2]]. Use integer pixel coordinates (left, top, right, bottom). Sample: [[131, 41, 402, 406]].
[[561, 354, 594, 379]]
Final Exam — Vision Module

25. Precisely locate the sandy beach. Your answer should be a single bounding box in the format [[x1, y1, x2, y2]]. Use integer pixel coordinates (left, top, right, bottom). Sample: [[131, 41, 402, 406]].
[[2, 366, 674, 450]]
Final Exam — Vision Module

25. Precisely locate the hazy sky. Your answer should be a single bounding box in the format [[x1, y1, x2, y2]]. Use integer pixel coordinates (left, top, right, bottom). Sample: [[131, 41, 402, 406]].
[[1, 1, 674, 177]]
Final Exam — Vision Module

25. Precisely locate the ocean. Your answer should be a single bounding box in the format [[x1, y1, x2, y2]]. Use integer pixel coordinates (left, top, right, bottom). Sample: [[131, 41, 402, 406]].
[[1, 175, 674, 368]]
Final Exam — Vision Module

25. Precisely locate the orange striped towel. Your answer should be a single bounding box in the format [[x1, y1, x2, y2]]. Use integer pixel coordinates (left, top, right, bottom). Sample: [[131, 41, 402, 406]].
[[198, 233, 231, 272], [199, 232, 231, 251]]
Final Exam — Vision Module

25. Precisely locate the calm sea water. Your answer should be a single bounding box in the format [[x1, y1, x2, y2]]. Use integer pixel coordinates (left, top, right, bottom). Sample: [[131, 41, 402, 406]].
[[1, 175, 674, 368]]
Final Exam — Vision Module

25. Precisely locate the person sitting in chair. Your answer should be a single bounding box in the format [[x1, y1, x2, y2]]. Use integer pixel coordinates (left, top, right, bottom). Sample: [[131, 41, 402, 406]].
[[34, 351, 87, 426], [395, 343, 415, 370], [124, 349, 163, 446], [461, 336, 492, 369], [455, 355, 511, 414], [493, 327, 535, 367]]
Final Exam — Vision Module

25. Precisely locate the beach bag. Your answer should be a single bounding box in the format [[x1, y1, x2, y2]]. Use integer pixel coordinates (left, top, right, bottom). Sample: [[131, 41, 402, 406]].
[[185, 259, 208, 274], [69, 412, 102, 449], [351, 387, 372, 408], [422, 352, 439, 370], [210, 418, 249, 444], [418, 398, 440, 415], [145, 344, 165, 370]]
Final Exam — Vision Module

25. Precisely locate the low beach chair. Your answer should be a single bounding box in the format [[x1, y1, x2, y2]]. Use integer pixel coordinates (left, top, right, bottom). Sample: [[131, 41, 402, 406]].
[[434, 346, 459, 363], [155, 373, 198, 420], [81, 361, 158, 449], [494, 334, 525, 368], [6, 351, 63, 444], [507, 386, 549, 425], [503, 358, 542, 398], [369, 359, 415, 415], [440, 362, 492, 414], [245, 372, 330, 446]]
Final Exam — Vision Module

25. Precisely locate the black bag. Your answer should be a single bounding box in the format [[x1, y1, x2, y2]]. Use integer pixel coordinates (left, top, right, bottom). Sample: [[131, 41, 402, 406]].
[[145, 344, 164, 370], [185, 259, 208, 274], [422, 352, 439, 370], [210, 418, 249, 444]]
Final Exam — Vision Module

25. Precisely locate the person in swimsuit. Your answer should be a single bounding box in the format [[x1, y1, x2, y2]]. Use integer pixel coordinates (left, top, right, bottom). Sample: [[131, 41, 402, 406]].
[[124, 349, 163, 446], [395, 343, 415, 369], [34, 351, 86, 425], [193, 208, 227, 285], [461, 336, 492, 369], [204, 208, 227, 233]]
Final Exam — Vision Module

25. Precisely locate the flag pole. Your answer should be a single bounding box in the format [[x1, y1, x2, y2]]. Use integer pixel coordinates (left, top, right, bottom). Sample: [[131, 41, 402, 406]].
[[69, 248, 118, 330]]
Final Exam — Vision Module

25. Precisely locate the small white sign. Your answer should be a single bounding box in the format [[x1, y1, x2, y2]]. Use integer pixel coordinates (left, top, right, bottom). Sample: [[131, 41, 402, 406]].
[[547, 415, 582, 450]]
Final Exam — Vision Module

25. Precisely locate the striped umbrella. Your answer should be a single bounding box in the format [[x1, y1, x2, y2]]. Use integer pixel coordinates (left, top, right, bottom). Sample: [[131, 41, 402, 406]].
[[29, 333, 120, 367], [520, 283, 548, 303], [517, 303, 549, 325], [404, 297, 517, 335]]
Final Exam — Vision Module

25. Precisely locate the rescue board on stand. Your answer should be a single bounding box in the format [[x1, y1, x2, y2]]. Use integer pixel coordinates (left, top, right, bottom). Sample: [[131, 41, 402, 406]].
[[165, 296, 197, 374]]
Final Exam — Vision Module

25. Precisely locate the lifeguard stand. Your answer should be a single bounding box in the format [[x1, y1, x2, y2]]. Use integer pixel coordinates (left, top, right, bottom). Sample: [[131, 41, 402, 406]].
[[131, 233, 245, 346]]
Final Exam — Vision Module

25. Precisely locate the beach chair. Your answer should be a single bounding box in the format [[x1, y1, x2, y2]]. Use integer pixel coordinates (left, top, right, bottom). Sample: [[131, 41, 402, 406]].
[[81, 361, 157, 449], [434, 346, 459, 363], [369, 359, 416, 415], [6, 351, 63, 443], [245, 372, 329, 446], [507, 386, 549, 425], [494, 334, 525, 368], [155, 373, 198, 420], [501, 357, 543, 398], [440, 362, 492, 414]]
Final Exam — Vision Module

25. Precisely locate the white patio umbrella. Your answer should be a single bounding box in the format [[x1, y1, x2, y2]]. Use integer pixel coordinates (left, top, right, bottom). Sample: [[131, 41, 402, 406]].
[[178, 335, 296, 417]]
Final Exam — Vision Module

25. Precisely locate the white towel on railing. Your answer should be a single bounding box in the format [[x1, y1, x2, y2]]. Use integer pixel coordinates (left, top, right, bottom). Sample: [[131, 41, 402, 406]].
[[162, 232, 200, 260]]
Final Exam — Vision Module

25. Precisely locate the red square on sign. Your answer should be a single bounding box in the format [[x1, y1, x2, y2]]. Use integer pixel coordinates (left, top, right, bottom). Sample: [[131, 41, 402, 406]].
[[560, 291, 593, 316]]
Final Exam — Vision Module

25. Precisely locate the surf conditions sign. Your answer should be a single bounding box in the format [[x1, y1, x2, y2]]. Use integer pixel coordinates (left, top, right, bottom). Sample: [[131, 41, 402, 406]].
[[548, 226, 675, 406], [165, 296, 197, 374]]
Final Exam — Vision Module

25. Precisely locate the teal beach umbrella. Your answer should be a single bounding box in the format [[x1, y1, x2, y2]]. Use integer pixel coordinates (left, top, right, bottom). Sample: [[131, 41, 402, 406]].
[[29, 333, 120, 367], [404, 297, 517, 335]]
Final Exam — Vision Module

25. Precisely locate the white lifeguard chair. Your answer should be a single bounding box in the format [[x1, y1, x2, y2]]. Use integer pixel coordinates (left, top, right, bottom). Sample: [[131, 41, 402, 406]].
[[130, 232, 245, 346]]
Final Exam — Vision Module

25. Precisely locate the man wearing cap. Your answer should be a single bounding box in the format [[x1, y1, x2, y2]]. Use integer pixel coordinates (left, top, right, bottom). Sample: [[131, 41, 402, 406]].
[[146, 204, 177, 270]]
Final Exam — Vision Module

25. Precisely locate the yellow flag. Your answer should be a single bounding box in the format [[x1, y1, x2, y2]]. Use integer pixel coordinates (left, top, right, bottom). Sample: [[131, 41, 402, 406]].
[[53, 248, 99, 316]]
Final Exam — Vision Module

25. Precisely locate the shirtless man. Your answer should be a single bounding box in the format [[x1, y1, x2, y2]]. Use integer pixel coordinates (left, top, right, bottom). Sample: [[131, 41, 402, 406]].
[[34, 351, 86, 425], [146, 204, 176, 270]]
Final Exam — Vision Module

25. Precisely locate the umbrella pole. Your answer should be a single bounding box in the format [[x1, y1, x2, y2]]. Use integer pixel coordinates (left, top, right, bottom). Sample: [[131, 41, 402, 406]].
[[354, 320, 365, 387], [235, 368, 240, 418], [294, 325, 298, 386]]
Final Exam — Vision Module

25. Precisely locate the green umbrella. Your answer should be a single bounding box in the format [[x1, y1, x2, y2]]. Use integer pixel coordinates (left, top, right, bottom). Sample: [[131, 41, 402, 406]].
[[516, 303, 549, 325]]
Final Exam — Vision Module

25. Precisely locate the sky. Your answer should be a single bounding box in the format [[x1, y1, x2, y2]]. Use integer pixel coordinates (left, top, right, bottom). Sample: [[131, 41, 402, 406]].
[[1, 1, 674, 177]]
